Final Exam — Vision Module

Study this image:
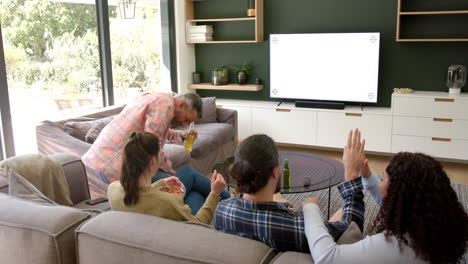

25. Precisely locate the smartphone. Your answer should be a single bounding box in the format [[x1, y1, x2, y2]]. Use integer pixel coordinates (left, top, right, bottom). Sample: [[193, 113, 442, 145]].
[[85, 197, 108, 205]]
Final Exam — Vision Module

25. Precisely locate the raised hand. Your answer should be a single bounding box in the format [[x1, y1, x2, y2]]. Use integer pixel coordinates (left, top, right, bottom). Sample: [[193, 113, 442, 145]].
[[343, 129, 366, 181], [211, 170, 226, 195]]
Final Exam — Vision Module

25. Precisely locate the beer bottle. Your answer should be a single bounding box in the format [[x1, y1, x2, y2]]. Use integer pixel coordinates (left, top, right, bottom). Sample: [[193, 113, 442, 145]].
[[283, 158, 291, 189]]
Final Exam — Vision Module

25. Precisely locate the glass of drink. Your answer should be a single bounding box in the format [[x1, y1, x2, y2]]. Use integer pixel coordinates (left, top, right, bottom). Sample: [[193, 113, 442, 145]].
[[184, 122, 195, 152]]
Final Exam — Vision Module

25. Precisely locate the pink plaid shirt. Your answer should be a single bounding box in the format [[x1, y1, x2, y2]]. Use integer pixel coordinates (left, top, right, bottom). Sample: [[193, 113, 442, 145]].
[[82, 92, 183, 183]]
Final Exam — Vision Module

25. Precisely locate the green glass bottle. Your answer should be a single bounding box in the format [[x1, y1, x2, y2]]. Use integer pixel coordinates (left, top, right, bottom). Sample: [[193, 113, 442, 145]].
[[283, 158, 291, 189]]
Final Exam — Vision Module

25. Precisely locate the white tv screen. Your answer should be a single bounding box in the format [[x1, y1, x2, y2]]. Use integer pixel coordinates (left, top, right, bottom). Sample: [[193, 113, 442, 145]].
[[270, 33, 380, 103]]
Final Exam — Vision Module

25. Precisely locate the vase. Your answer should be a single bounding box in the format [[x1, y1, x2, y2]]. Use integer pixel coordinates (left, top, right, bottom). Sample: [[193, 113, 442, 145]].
[[211, 69, 228, 86], [237, 71, 247, 85]]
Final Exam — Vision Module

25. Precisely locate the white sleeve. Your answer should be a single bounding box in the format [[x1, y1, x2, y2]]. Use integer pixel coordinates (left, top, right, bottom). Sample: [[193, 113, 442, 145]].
[[303, 204, 414, 264], [361, 173, 382, 206]]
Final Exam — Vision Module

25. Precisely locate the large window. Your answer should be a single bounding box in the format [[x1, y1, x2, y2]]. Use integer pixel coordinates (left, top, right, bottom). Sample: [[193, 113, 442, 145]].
[[0, 0, 172, 157], [0, 0, 102, 155], [109, 0, 165, 104]]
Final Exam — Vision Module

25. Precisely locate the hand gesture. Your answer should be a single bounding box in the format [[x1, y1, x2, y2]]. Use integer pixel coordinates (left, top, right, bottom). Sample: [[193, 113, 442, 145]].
[[273, 193, 295, 210], [164, 176, 185, 193], [182, 129, 198, 141], [211, 170, 226, 195], [361, 159, 371, 178], [301, 197, 319, 209], [343, 129, 366, 181]]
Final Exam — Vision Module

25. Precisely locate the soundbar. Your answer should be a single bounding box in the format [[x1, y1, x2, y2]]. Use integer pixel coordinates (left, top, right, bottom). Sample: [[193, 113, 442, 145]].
[[295, 100, 345, 110]]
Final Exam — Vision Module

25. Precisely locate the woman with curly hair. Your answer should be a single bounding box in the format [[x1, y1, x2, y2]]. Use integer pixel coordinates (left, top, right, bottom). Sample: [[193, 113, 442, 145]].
[[303, 129, 468, 264]]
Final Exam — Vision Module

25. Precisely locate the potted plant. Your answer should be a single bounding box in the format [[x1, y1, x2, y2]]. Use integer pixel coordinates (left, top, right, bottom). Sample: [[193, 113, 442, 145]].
[[231, 63, 252, 85]]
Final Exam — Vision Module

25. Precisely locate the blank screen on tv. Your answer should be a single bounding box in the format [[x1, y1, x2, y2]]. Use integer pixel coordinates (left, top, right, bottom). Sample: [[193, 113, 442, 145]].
[[270, 33, 380, 103]]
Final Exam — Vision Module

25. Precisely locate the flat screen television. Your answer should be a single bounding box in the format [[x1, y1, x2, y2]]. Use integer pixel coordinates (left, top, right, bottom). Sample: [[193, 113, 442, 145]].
[[270, 32, 380, 104]]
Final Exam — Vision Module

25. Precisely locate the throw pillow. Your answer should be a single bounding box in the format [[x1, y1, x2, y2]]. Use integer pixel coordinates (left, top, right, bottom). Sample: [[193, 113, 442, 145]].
[[7, 168, 57, 206], [336, 221, 364, 245], [85, 121, 108, 143], [64, 115, 115, 141], [196, 97, 217, 124], [63, 120, 97, 141]]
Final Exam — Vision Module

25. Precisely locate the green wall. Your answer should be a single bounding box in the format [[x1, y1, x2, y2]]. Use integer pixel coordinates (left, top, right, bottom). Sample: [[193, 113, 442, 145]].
[[194, 0, 468, 107]]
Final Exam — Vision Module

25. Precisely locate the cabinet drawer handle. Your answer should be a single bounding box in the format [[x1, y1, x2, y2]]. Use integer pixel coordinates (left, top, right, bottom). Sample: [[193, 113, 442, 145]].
[[432, 137, 451, 142], [276, 109, 291, 112], [433, 118, 452, 122], [434, 98, 454, 103], [345, 113, 362, 117]]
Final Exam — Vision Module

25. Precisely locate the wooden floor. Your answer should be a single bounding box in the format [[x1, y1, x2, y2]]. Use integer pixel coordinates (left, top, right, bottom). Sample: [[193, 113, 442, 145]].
[[278, 144, 468, 185]]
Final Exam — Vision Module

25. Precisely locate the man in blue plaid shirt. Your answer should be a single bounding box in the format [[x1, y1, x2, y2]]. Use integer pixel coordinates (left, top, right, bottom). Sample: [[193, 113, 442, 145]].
[[214, 132, 365, 253]]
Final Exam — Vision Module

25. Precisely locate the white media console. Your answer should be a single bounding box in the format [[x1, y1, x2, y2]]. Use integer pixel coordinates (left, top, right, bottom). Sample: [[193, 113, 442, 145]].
[[216, 91, 468, 162]]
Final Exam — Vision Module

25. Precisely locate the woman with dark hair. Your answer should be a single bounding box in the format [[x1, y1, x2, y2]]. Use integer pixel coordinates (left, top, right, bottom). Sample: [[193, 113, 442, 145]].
[[303, 130, 468, 263], [108, 131, 227, 224]]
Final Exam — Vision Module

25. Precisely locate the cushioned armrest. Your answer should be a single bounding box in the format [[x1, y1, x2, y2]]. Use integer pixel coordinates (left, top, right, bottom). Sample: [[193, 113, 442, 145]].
[[49, 153, 91, 204], [216, 107, 238, 142]]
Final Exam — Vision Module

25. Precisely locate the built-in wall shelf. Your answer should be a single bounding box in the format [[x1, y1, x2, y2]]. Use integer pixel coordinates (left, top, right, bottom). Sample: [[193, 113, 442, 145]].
[[400, 10, 468, 15], [185, 0, 264, 43], [187, 17, 256, 22], [396, 0, 468, 42], [188, 83, 263, 91]]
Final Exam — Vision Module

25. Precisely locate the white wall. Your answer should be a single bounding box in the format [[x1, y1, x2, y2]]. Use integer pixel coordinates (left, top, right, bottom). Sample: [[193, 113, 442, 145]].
[[174, 0, 196, 94]]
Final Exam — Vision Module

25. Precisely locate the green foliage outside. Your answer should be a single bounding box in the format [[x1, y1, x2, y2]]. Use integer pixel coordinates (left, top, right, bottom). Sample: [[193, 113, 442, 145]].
[[0, 0, 160, 97]]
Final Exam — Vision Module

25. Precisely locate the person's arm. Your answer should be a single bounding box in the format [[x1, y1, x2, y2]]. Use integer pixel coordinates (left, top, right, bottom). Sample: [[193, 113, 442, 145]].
[[360, 159, 382, 206], [166, 128, 184, 143], [143, 99, 174, 173], [361, 173, 382, 206], [326, 177, 365, 235], [171, 192, 221, 224], [151, 179, 166, 189]]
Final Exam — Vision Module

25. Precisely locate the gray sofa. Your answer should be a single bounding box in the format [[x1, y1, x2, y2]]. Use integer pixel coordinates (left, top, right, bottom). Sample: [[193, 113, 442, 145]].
[[0, 153, 310, 264], [36, 104, 238, 196], [2, 154, 467, 264]]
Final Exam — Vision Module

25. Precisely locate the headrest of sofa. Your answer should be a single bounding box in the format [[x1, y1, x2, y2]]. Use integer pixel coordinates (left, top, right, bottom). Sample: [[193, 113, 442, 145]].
[[76, 211, 276, 264]]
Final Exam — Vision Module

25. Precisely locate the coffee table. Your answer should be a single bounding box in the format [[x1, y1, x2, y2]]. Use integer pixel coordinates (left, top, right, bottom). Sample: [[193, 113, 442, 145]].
[[213, 151, 344, 218]]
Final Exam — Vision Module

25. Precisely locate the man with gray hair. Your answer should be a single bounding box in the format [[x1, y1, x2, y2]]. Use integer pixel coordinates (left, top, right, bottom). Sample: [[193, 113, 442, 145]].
[[82, 92, 203, 184]]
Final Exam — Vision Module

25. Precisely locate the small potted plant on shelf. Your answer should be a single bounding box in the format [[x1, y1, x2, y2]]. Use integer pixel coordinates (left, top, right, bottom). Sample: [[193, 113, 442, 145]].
[[211, 67, 229, 86], [231, 63, 251, 85]]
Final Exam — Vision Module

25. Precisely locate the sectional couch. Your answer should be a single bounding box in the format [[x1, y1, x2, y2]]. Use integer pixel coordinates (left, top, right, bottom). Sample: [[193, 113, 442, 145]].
[[0, 153, 314, 264], [36, 98, 238, 196]]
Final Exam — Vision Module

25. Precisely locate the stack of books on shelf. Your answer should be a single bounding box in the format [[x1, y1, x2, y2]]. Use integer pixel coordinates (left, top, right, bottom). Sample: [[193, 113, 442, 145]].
[[187, 25, 213, 41]]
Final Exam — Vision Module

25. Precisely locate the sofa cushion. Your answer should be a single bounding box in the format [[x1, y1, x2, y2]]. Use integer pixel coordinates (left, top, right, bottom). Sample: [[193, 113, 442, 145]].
[[196, 97, 217, 124], [76, 211, 276, 264], [270, 252, 313, 264], [191, 123, 235, 159], [270, 222, 363, 264], [64, 115, 115, 141], [0, 193, 90, 264]]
